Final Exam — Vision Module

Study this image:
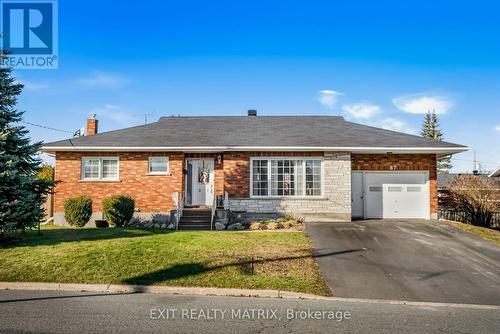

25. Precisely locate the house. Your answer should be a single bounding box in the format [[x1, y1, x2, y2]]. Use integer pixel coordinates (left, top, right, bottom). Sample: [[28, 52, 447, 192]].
[[42, 111, 468, 227]]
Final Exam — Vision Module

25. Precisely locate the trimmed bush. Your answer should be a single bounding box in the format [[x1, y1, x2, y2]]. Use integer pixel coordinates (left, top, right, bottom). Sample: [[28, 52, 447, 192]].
[[103, 195, 135, 227], [64, 196, 92, 227]]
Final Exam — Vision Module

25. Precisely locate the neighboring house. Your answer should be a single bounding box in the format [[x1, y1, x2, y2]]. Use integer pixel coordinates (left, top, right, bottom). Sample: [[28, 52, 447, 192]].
[[489, 166, 500, 179], [42, 111, 467, 226]]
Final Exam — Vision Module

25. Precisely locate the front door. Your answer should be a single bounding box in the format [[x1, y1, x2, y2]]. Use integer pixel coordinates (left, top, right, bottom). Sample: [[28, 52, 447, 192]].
[[186, 159, 214, 206]]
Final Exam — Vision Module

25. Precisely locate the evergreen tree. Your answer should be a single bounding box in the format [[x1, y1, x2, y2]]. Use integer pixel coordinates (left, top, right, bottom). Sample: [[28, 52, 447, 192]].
[[0, 51, 53, 236], [421, 110, 453, 172]]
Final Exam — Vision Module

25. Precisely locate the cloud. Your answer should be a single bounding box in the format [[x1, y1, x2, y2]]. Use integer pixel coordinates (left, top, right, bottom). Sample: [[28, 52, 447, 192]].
[[495, 124, 500, 132], [318, 90, 342, 109], [89, 105, 137, 125], [19, 80, 48, 90], [392, 93, 453, 114], [342, 103, 380, 119], [76, 71, 130, 88], [379, 117, 417, 134]]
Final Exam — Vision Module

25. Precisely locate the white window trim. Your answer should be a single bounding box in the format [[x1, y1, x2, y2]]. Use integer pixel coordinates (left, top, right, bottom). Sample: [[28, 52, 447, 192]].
[[81, 157, 119, 181], [250, 157, 324, 198], [148, 156, 170, 175]]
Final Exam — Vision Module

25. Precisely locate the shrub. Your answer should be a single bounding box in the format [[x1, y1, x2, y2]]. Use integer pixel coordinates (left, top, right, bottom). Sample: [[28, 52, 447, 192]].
[[249, 222, 261, 230], [447, 175, 499, 228], [103, 195, 135, 227], [64, 196, 92, 227], [267, 222, 278, 230]]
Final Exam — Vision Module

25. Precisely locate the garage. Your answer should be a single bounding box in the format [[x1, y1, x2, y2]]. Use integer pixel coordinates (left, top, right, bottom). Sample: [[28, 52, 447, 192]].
[[352, 171, 430, 219]]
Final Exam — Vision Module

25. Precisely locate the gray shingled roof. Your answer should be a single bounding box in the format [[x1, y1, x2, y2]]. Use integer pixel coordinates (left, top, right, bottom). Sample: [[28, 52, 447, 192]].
[[42, 116, 467, 152]]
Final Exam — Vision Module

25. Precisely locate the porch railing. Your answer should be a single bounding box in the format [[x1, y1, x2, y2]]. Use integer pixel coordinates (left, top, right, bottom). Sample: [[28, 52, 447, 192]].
[[211, 195, 216, 231], [173, 192, 183, 231]]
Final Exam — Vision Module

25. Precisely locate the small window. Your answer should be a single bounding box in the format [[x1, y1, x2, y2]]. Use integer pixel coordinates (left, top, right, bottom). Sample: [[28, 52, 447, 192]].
[[148, 157, 169, 174], [101, 158, 118, 179], [369, 186, 382, 192], [407, 186, 421, 192], [388, 186, 402, 192], [81, 157, 119, 181]]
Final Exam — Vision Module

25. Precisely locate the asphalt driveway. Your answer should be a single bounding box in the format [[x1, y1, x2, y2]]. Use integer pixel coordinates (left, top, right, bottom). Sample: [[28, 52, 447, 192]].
[[306, 220, 500, 305]]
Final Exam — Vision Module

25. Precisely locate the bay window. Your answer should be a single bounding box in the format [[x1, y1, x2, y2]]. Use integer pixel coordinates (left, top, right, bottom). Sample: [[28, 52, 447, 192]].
[[251, 158, 323, 197], [81, 157, 119, 180]]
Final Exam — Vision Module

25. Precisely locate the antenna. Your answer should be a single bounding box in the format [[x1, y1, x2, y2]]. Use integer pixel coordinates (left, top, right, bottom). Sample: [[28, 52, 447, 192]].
[[133, 113, 154, 125]]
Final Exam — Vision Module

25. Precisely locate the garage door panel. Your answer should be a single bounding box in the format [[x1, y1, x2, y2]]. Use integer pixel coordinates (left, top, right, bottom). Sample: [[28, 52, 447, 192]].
[[361, 172, 430, 219], [383, 183, 429, 219]]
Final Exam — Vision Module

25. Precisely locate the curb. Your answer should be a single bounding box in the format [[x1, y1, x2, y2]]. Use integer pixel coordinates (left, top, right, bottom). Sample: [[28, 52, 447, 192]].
[[0, 282, 325, 300], [1, 282, 499, 310]]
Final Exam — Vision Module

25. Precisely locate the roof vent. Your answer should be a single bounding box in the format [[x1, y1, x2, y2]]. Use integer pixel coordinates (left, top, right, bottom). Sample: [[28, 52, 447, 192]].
[[247, 109, 257, 116]]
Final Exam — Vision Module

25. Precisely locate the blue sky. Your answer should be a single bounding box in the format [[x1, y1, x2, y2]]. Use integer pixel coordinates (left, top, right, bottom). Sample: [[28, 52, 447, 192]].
[[14, 0, 500, 172]]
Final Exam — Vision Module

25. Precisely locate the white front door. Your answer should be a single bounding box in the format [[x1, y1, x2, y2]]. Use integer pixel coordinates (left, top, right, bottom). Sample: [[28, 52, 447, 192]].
[[351, 172, 364, 218], [189, 159, 214, 206]]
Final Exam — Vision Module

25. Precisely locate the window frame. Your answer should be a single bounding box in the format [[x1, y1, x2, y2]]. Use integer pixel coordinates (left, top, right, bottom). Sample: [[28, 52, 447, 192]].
[[148, 156, 170, 175], [250, 157, 324, 198], [81, 157, 119, 181]]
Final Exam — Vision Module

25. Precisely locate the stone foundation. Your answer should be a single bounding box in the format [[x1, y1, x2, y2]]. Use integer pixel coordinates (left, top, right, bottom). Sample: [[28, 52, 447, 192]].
[[53, 211, 171, 227]]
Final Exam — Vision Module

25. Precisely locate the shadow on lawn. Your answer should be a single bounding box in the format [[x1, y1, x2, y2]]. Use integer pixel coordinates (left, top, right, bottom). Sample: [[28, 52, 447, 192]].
[[122, 249, 365, 286], [0, 228, 174, 248]]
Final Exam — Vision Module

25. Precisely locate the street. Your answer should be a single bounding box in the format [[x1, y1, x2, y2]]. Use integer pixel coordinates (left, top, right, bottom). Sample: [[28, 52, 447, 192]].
[[0, 290, 498, 333]]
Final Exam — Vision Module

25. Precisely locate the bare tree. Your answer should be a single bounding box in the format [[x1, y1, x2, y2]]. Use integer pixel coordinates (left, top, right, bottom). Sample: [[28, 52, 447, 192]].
[[447, 175, 499, 228]]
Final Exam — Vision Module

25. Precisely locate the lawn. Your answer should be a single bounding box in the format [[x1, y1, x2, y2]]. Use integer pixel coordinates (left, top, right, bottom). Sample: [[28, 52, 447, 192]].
[[0, 226, 331, 296], [443, 220, 500, 246]]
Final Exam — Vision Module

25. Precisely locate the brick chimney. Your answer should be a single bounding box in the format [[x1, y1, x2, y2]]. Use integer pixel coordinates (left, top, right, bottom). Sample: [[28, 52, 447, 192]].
[[86, 114, 98, 136]]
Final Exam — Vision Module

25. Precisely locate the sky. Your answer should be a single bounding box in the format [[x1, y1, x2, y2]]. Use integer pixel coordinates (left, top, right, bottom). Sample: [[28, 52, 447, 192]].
[[12, 0, 500, 172]]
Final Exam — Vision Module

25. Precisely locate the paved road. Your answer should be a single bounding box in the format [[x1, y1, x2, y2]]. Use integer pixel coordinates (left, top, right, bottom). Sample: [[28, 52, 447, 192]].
[[0, 290, 499, 333], [306, 219, 500, 305]]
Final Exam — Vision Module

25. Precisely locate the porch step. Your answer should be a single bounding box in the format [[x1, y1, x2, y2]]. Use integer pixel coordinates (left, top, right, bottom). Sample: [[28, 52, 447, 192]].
[[178, 208, 212, 230]]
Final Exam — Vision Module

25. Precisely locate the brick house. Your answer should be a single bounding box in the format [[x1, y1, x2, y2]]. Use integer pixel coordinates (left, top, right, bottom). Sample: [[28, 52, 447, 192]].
[[42, 111, 467, 227]]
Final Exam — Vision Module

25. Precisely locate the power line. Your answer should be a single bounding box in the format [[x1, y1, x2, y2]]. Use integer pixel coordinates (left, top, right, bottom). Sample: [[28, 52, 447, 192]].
[[450, 157, 498, 165], [21, 120, 74, 134]]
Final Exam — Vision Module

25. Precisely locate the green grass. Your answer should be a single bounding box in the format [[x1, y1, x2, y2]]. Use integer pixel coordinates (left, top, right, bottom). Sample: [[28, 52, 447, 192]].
[[0, 226, 331, 296], [444, 220, 500, 246]]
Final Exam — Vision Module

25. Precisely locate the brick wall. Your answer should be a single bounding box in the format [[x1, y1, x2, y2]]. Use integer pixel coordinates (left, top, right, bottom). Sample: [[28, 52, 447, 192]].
[[351, 154, 438, 214], [54, 152, 184, 217]]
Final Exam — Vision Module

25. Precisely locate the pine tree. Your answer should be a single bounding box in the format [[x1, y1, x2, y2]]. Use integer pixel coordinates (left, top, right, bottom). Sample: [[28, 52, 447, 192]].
[[0, 51, 53, 236], [421, 110, 453, 173]]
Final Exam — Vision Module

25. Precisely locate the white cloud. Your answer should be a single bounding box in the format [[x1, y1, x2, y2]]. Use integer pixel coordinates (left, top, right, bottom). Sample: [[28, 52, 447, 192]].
[[76, 71, 130, 88], [342, 103, 380, 119], [19, 80, 48, 90], [379, 117, 417, 134], [318, 90, 342, 109], [89, 104, 137, 125], [392, 93, 453, 115], [495, 124, 500, 132]]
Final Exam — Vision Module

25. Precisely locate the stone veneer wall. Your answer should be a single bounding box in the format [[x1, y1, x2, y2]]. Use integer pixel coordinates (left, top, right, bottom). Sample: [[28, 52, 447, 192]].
[[227, 152, 352, 221]]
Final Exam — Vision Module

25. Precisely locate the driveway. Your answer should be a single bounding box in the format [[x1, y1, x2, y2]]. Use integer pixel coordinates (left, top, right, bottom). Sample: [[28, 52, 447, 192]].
[[306, 220, 500, 305]]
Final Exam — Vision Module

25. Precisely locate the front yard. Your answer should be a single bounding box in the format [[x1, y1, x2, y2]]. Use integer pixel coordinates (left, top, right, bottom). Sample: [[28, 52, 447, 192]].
[[0, 226, 331, 296]]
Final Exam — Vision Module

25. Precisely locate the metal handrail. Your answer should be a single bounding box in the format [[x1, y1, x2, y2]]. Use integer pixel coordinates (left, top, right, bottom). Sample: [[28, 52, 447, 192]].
[[211, 195, 216, 231], [174, 192, 184, 231]]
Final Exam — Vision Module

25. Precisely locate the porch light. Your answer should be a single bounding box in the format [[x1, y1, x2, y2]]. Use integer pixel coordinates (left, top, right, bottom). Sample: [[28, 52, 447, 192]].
[[217, 154, 222, 165]]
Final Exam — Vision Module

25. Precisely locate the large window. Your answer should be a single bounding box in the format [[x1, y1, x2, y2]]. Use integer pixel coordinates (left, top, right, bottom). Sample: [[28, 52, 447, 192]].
[[81, 157, 119, 180], [251, 158, 323, 197], [148, 157, 169, 174]]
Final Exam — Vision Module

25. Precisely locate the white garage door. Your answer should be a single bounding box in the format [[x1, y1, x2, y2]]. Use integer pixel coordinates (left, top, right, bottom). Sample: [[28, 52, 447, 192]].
[[360, 172, 430, 219]]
